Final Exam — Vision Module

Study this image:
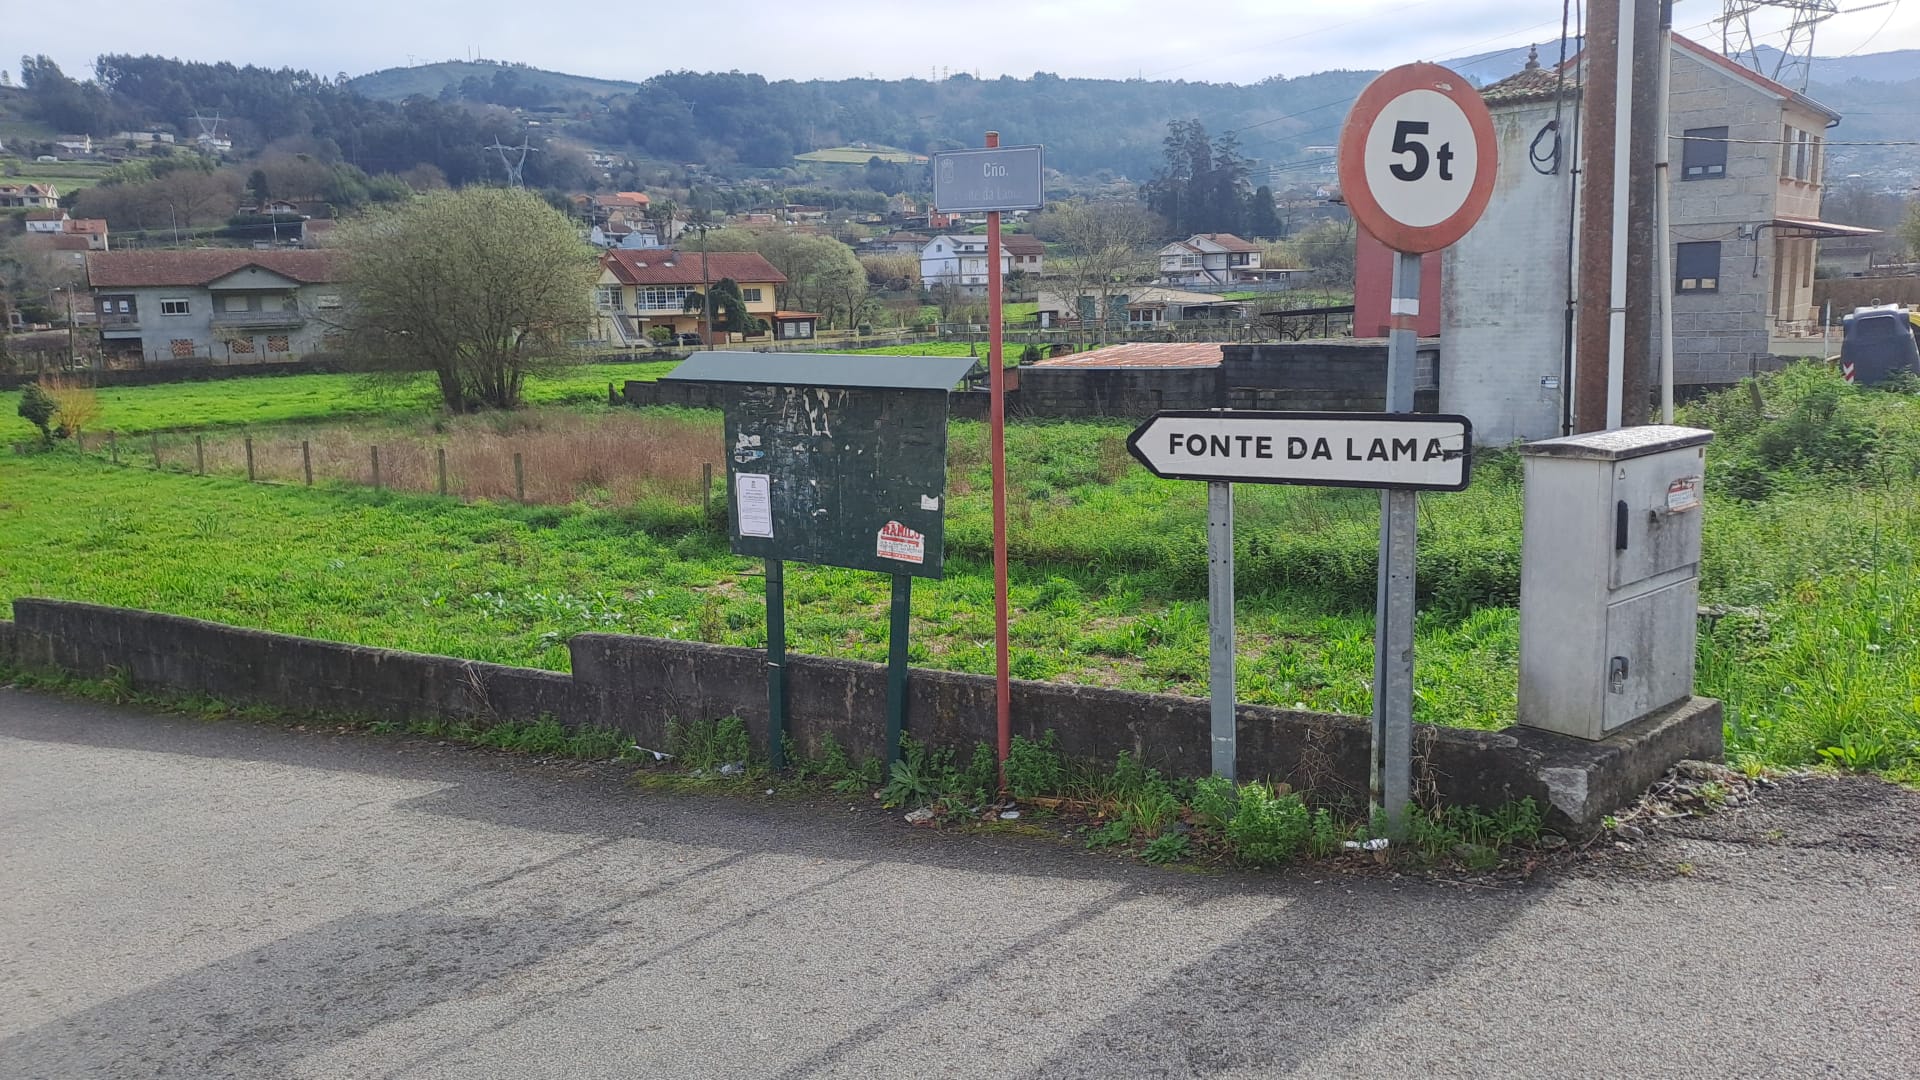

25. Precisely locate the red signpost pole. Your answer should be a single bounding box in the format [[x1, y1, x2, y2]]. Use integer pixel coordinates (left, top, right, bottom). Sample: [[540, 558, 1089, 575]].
[[986, 130, 1012, 781]]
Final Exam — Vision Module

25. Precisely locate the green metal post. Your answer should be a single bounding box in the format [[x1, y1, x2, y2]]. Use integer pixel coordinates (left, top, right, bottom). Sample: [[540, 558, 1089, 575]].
[[437, 447, 448, 496], [766, 558, 788, 769], [244, 436, 254, 482], [195, 435, 204, 476], [886, 573, 911, 766]]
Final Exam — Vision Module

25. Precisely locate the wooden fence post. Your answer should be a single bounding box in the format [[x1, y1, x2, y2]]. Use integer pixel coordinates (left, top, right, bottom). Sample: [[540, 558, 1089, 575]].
[[513, 452, 525, 502], [108, 432, 118, 465], [371, 445, 381, 489], [195, 435, 204, 476], [302, 440, 313, 486], [437, 447, 448, 496], [244, 437, 255, 482], [702, 461, 713, 519]]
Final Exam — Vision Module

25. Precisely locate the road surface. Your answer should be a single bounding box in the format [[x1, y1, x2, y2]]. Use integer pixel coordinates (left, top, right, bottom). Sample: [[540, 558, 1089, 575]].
[[2, 686, 1916, 1079]]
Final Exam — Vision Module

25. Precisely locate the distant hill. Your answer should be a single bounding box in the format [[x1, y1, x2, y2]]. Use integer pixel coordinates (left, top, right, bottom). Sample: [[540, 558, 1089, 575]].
[[348, 61, 641, 102]]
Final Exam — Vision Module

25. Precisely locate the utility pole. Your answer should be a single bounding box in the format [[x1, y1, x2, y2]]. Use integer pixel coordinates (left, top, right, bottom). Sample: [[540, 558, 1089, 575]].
[[1575, 0, 1661, 431]]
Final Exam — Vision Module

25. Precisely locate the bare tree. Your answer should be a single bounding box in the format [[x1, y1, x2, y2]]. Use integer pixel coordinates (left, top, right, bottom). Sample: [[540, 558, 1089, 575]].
[[1037, 201, 1164, 324]]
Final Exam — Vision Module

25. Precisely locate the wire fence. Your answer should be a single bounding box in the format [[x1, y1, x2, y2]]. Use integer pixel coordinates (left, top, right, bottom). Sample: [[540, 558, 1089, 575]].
[[63, 412, 726, 513]]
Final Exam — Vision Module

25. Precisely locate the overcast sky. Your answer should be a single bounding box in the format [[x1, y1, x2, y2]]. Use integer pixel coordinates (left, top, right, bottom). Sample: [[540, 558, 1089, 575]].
[[10, 0, 1917, 86]]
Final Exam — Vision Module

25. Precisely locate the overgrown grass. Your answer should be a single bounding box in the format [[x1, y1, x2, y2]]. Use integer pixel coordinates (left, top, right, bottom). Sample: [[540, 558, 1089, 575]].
[[0, 359, 675, 441], [0, 436, 1520, 721], [2, 361, 1916, 774]]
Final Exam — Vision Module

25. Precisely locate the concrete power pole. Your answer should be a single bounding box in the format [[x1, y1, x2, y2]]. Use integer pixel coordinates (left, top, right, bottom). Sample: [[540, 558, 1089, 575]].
[[1576, 0, 1664, 431]]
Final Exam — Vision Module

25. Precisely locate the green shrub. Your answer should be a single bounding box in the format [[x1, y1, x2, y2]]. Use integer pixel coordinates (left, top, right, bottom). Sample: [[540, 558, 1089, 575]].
[[16, 382, 54, 442], [1141, 832, 1191, 864], [667, 715, 751, 771], [1189, 775, 1239, 830], [1224, 784, 1313, 866], [1004, 732, 1064, 798]]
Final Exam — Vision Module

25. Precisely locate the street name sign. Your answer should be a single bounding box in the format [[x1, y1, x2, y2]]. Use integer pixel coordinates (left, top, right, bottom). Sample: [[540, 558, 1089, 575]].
[[930, 145, 1045, 213], [1126, 411, 1473, 491], [1336, 63, 1496, 253]]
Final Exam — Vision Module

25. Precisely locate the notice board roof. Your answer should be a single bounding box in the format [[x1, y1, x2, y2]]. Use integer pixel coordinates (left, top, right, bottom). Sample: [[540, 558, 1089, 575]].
[[662, 351, 978, 392]]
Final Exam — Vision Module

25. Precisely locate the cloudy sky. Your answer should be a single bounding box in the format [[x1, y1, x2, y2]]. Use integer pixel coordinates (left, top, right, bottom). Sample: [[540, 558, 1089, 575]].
[[11, 0, 1917, 85]]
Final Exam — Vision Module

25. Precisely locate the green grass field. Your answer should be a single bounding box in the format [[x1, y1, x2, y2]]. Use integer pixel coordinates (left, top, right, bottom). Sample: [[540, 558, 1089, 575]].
[[0, 359, 676, 441], [2, 363, 1916, 776], [795, 147, 926, 165], [6, 161, 116, 194]]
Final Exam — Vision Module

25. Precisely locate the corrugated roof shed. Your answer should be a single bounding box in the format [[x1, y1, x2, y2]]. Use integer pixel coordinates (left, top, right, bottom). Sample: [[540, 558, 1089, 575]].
[[1032, 343, 1223, 368], [662, 351, 978, 391]]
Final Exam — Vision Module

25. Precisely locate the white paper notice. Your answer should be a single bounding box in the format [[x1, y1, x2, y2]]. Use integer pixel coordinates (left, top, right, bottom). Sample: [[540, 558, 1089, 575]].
[[736, 473, 773, 537]]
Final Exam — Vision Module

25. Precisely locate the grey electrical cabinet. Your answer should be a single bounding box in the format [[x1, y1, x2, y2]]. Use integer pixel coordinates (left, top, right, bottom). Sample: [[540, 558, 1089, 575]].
[[1517, 426, 1713, 740]]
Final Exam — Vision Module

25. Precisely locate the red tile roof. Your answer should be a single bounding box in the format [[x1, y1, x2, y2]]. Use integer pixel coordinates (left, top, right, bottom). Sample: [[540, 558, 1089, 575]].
[[1480, 65, 1568, 106], [1195, 233, 1261, 253], [1000, 234, 1047, 256], [1033, 342, 1223, 368], [24, 209, 67, 221], [601, 249, 787, 286], [1561, 33, 1840, 122], [26, 234, 91, 252], [85, 249, 345, 288], [63, 218, 108, 236]]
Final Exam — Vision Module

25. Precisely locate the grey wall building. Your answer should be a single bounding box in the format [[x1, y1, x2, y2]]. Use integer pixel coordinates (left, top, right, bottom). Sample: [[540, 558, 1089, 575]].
[[1441, 36, 1870, 442], [87, 250, 346, 365]]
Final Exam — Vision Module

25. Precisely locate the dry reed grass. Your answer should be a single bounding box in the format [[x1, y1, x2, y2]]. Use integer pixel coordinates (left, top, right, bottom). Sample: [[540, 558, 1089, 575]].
[[148, 410, 724, 507]]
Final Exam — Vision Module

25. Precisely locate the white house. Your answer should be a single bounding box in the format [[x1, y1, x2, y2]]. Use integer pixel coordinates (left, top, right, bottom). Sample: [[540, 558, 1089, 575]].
[[1156, 233, 1264, 286], [920, 235, 1016, 296]]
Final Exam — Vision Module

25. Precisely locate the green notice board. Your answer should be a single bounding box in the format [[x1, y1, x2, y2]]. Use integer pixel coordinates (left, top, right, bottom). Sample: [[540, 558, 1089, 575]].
[[723, 384, 952, 579]]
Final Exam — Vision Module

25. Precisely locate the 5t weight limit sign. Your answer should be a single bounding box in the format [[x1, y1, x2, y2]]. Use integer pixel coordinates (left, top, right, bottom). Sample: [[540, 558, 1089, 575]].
[[1337, 63, 1496, 253]]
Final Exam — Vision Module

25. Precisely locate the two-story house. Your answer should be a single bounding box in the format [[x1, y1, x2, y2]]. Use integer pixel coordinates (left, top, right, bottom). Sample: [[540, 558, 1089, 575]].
[[25, 211, 109, 250], [23, 210, 67, 234], [86, 250, 345, 365], [593, 249, 818, 345], [1156, 233, 1263, 286], [1437, 35, 1877, 444], [1001, 233, 1046, 277], [0, 183, 59, 209], [921, 234, 1029, 294]]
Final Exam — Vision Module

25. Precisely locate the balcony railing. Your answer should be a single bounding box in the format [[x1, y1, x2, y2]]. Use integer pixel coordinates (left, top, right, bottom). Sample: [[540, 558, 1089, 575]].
[[99, 313, 141, 329], [210, 310, 307, 329]]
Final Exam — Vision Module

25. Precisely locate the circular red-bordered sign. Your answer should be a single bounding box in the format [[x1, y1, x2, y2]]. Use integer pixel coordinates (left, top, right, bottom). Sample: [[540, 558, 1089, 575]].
[[1336, 62, 1497, 254]]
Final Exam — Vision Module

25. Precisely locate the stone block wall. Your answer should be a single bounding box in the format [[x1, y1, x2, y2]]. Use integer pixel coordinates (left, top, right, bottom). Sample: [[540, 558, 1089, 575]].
[[2, 598, 1724, 830]]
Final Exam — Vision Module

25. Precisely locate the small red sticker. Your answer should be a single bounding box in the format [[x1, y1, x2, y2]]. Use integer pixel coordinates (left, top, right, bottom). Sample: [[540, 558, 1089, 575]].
[[876, 520, 926, 564]]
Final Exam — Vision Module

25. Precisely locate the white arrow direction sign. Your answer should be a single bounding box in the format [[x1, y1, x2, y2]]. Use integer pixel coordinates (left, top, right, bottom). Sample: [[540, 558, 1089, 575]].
[[1126, 411, 1473, 491]]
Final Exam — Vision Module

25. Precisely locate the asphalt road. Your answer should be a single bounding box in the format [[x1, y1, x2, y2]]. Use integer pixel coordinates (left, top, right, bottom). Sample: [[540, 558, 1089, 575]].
[[2, 686, 1916, 1080]]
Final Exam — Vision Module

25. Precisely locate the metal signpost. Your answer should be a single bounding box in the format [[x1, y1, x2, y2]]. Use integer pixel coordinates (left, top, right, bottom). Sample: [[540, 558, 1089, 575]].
[[930, 137, 1045, 780], [1126, 412, 1473, 786], [662, 352, 976, 768], [1334, 62, 1496, 835]]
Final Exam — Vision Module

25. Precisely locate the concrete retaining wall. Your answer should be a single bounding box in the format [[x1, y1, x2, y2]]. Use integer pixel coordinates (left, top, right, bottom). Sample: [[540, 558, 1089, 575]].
[[626, 340, 1443, 422], [2, 598, 1721, 830]]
